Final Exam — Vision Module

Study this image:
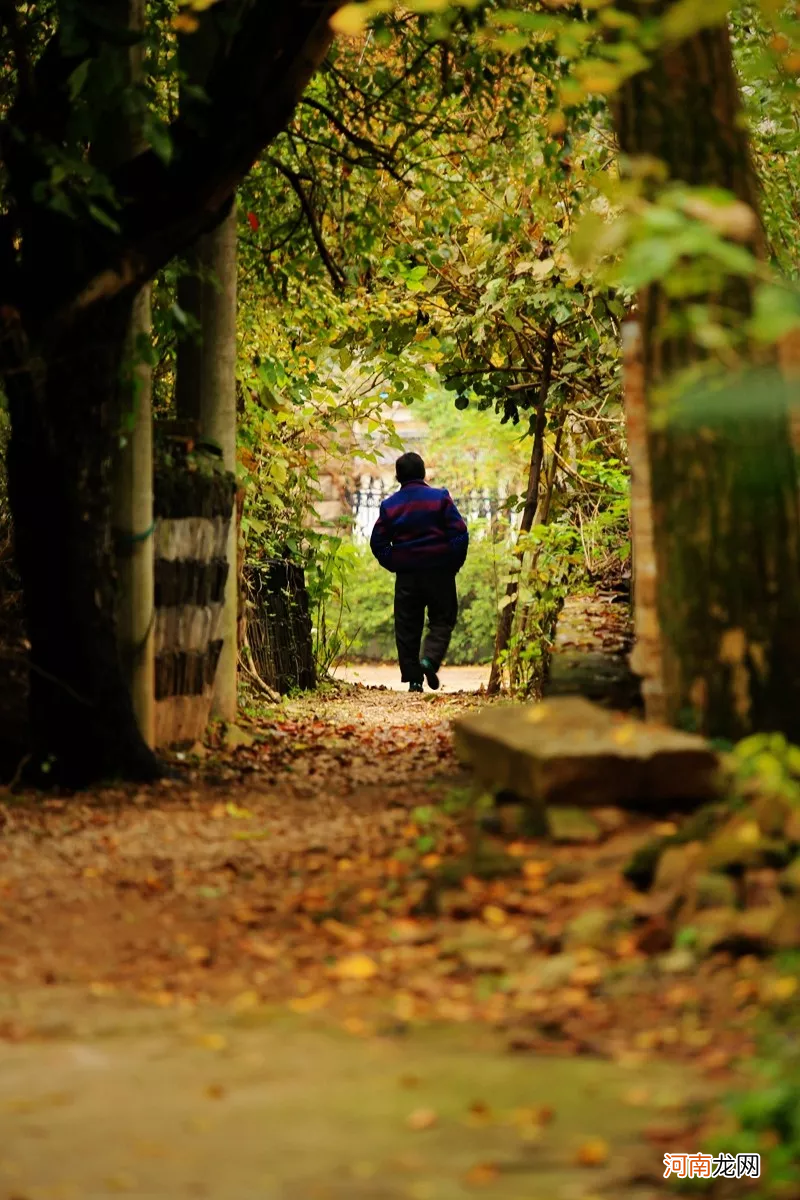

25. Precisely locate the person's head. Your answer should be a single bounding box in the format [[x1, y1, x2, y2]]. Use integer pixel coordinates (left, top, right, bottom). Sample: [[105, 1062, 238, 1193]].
[[396, 452, 426, 484]]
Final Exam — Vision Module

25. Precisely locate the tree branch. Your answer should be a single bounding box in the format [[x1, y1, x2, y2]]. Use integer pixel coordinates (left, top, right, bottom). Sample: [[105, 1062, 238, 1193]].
[[267, 155, 345, 293], [48, 2, 340, 329]]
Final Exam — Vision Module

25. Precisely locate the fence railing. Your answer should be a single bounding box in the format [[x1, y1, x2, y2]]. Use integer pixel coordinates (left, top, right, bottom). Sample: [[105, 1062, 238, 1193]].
[[344, 485, 512, 542]]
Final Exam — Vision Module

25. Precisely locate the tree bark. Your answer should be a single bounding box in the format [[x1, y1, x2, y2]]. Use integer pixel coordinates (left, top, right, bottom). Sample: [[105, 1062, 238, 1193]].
[[487, 324, 556, 695], [0, 3, 336, 783], [113, 283, 155, 748], [3, 302, 162, 785], [108, 0, 154, 749], [198, 201, 239, 721], [613, 16, 800, 738]]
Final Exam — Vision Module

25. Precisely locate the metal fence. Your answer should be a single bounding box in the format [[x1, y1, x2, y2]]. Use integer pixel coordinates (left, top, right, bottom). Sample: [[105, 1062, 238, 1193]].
[[344, 484, 510, 543]]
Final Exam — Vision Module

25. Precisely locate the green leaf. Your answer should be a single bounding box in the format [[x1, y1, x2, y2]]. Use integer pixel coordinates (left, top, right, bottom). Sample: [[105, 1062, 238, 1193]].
[[68, 59, 91, 100]]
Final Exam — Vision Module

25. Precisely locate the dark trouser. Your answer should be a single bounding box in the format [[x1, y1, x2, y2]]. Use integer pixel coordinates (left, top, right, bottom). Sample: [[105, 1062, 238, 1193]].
[[394, 569, 459, 683]]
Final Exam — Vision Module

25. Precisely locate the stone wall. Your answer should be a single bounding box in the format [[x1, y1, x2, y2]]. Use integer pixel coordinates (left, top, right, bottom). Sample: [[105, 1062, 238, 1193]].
[[153, 444, 236, 748]]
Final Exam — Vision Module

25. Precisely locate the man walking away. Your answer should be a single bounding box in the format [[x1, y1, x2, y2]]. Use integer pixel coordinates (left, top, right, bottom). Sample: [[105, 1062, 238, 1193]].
[[369, 452, 469, 692]]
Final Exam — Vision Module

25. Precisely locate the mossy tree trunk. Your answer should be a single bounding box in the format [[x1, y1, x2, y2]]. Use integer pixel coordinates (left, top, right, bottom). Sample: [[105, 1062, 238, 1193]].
[[613, 15, 800, 739]]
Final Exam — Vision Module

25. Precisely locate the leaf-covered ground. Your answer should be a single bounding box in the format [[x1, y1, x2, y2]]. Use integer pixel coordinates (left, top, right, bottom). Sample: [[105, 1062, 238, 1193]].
[[0, 651, 790, 1196]]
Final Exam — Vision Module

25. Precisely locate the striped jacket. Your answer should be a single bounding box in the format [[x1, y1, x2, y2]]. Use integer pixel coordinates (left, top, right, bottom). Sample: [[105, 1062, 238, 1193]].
[[369, 480, 469, 574]]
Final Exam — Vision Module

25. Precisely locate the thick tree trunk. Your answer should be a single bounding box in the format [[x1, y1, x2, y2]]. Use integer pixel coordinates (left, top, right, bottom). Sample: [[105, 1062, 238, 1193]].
[[3, 302, 162, 785], [613, 18, 800, 739]]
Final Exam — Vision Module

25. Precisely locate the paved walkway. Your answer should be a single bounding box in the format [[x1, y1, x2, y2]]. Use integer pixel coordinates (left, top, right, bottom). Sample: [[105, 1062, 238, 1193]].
[[335, 663, 490, 692]]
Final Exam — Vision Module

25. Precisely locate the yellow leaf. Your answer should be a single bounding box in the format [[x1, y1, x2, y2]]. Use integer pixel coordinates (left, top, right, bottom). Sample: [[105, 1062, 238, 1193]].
[[421, 853, 441, 869], [394, 992, 417, 1021], [289, 990, 330, 1014], [196, 1033, 227, 1051], [104, 1173, 138, 1193], [576, 1137, 610, 1166], [764, 976, 798, 1002], [333, 953, 379, 981], [323, 919, 365, 947], [187, 944, 211, 963], [172, 12, 199, 32], [612, 723, 636, 746], [330, 4, 372, 35], [342, 1016, 369, 1036], [482, 904, 507, 926], [89, 981, 116, 998], [241, 937, 279, 961], [737, 820, 761, 845], [225, 801, 253, 820], [406, 1107, 438, 1130], [229, 990, 260, 1014]]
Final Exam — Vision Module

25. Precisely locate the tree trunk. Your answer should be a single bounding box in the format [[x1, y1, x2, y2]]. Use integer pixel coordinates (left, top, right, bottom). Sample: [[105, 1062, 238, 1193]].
[[487, 325, 555, 695], [613, 17, 800, 738], [175, 203, 239, 721], [3, 302, 163, 785], [198, 202, 239, 720], [113, 283, 155, 748], [109, 0, 154, 749]]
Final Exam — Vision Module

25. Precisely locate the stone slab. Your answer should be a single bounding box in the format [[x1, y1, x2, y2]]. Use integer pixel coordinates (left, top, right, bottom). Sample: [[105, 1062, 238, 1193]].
[[452, 696, 719, 809]]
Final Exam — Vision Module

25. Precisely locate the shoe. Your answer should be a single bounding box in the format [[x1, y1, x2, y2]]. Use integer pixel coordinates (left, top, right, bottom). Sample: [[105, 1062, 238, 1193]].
[[409, 681, 424, 693], [420, 658, 440, 690]]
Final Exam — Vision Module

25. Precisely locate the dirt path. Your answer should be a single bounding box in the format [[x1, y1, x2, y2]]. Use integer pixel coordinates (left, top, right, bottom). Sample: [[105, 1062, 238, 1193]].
[[335, 663, 490, 692], [0, 679, 763, 1197]]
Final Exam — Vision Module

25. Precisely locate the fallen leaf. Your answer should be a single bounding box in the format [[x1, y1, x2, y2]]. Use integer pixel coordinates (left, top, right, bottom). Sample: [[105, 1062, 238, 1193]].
[[466, 1100, 493, 1127], [407, 1108, 438, 1130], [463, 1162, 500, 1186], [229, 990, 259, 1014], [196, 1033, 227, 1051], [225, 801, 254, 819], [288, 990, 330, 1014], [333, 953, 379, 981], [576, 1137, 610, 1166], [482, 904, 507, 926], [241, 937, 279, 961]]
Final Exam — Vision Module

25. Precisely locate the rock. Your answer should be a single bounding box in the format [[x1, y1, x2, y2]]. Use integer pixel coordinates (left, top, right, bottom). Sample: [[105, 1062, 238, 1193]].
[[623, 804, 727, 891], [546, 863, 586, 886], [693, 872, 738, 910], [703, 816, 791, 874], [452, 696, 719, 810], [563, 907, 629, 951], [437, 889, 474, 918], [653, 844, 702, 892], [657, 947, 697, 974], [769, 898, 800, 949], [785, 809, 800, 844], [593, 807, 628, 833], [751, 792, 794, 838], [546, 806, 602, 843], [780, 856, 800, 895], [482, 803, 549, 839], [537, 953, 579, 990], [742, 869, 780, 910], [677, 908, 737, 956]]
